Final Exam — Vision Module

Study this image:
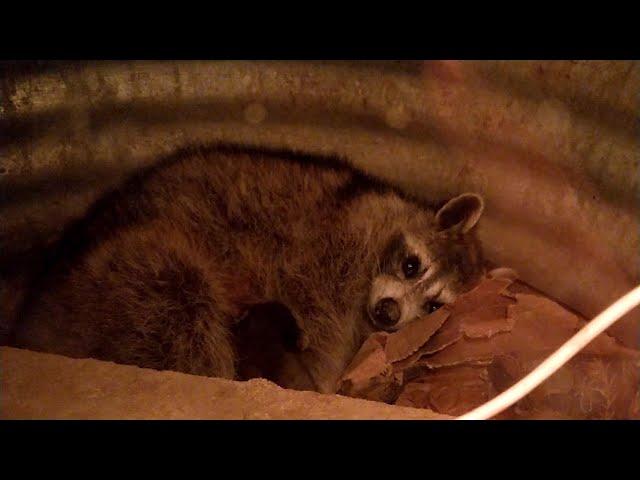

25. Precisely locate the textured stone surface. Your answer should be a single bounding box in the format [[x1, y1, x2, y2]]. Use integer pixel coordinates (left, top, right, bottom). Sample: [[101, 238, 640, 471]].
[[1, 60, 638, 347], [0, 347, 449, 419]]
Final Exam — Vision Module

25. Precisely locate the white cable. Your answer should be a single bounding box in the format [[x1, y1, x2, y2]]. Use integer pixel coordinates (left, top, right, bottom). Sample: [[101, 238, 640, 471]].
[[456, 284, 640, 420]]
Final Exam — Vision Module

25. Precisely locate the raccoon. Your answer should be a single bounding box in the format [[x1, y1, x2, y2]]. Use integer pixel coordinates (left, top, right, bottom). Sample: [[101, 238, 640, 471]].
[[11, 145, 485, 393]]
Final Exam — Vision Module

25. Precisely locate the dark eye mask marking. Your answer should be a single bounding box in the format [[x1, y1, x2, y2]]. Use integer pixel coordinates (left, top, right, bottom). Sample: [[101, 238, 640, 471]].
[[379, 232, 407, 274]]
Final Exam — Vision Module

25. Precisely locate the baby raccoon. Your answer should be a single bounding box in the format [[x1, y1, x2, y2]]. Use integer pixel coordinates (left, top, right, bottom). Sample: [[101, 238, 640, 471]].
[[11, 145, 485, 393]]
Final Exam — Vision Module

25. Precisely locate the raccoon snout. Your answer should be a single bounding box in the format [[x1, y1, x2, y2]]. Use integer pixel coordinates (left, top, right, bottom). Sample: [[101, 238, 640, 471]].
[[372, 297, 401, 328]]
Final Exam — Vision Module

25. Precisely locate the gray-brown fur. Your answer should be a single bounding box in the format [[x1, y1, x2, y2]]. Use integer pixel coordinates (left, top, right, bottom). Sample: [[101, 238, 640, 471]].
[[11, 145, 485, 393]]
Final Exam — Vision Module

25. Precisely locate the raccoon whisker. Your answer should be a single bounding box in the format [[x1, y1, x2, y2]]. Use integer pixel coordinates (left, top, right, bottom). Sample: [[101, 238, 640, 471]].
[[374, 257, 382, 275], [410, 268, 443, 296], [293, 355, 320, 392], [415, 264, 441, 288], [421, 279, 446, 299], [436, 288, 456, 304], [433, 288, 445, 304]]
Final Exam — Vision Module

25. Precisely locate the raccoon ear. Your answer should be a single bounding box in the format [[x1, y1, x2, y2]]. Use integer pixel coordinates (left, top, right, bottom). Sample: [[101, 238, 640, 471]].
[[435, 193, 484, 234]]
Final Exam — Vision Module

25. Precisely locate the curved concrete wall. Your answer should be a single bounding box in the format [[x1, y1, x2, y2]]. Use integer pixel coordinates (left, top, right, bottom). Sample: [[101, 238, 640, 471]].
[[1, 60, 638, 346]]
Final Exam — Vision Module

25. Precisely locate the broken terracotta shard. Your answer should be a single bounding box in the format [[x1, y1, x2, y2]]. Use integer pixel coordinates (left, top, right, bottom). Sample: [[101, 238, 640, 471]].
[[337, 309, 449, 401], [339, 272, 640, 419], [338, 332, 390, 398], [385, 308, 451, 363]]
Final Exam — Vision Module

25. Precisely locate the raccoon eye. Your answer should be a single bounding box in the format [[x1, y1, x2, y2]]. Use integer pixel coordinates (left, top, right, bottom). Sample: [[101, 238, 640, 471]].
[[402, 255, 421, 279], [427, 302, 443, 314]]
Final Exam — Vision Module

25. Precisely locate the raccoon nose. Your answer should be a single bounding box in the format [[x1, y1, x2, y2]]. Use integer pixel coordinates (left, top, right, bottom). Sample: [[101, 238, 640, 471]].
[[373, 298, 401, 327]]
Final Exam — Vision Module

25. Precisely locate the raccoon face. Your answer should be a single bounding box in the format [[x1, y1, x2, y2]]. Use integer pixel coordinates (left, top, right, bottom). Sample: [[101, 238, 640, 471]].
[[367, 193, 485, 331]]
